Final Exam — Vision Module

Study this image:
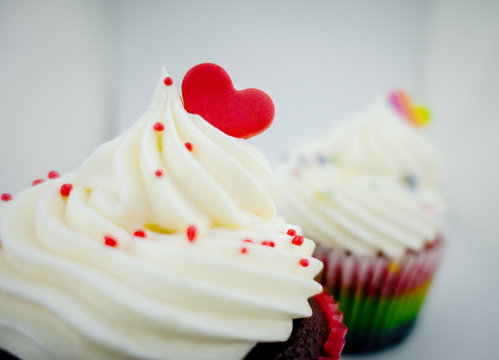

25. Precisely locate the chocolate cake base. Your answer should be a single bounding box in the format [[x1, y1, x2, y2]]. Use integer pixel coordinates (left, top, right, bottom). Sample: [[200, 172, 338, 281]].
[[244, 297, 330, 360]]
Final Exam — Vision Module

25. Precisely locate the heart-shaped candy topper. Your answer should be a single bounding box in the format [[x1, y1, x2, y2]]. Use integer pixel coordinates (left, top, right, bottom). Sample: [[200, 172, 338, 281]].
[[181, 63, 275, 139]]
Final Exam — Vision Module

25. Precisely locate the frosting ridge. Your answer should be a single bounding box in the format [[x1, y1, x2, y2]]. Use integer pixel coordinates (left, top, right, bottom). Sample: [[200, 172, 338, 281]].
[[277, 98, 444, 259]]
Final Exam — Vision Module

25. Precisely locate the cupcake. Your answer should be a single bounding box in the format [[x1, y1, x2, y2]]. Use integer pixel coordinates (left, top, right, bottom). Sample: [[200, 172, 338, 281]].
[[0, 63, 345, 360], [277, 91, 445, 353]]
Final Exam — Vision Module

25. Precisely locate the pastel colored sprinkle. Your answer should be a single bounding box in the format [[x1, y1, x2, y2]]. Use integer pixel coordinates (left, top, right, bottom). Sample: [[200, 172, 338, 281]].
[[314, 192, 329, 201], [423, 202, 433, 212], [144, 223, 169, 234], [60, 183, 73, 197], [388, 90, 430, 127], [286, 229, 297, 236], [133, 230, 146, 238], [1, 193, 13, 202], [185, 142, 193, 152], [187, 225, 197, 242], [403, 173, 418, 190], [328, 155, 337, 163], [155, 169, 163, 177], [261, 240, 275, 248], [291, 235, 304, 246], [299, 258, 309, 267], [48, 170, 60, 179], [243, 238, 253, 243], [164, 77, 173, 86], [341, 168, 357, 179], [240, 247, 248, 254], [388, 261, 400, 274], [317, 155, 326, 164], [32, 179, 44, 186], [153, 122, 164, 132], [104, 235, 118, 247]]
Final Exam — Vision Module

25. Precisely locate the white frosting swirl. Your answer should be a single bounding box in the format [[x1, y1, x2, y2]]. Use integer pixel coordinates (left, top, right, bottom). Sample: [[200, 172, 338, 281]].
[[0, 69, 322, 360], [277, 99, 444, 259]]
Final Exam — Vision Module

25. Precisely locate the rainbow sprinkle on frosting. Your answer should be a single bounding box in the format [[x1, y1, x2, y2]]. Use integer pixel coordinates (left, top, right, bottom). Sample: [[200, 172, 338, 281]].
[[388, 90, 431, 127]]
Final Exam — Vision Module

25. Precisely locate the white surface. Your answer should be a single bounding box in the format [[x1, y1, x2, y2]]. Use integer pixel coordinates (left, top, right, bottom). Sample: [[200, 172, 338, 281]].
[[1, 0, 498, 359]]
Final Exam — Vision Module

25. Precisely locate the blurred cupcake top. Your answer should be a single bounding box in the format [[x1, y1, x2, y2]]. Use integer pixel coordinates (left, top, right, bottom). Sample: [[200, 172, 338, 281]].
[[0, 66, 322, 360], [277, 92, 444, 259]]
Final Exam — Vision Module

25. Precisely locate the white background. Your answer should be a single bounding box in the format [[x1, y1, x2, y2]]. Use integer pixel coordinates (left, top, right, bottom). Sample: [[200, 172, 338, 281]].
[[1, 0, 498, 359]]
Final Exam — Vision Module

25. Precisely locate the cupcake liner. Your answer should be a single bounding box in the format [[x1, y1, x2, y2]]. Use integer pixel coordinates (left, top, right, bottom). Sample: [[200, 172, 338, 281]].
[[314, 290, 347, 360], [244, 290, 346, 360], [314, 237, 444, 353], [0, 349, 18, 360]]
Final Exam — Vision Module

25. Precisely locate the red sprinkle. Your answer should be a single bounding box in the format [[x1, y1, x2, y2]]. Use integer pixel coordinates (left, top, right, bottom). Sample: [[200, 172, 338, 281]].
[[423, 202, 433, 211], [134, 230, 146, 238], [32, 179, 44, 186], [153, 122, 164, 132], [299, 258, 310, 267], [187, 225, 197, 242], [261, 240, 275, 248], [155, 169, 163, 177], [60, 183, 73, 197], [291, 235, 304, 246], [1, 193, 12, 202], [243, 238, 253, 243], [286, 229, 297, 236], [164, 77, 173, 86], [185, 142, 193, 152], [104, 235, 118, 247], [48, 170, 60, 179], [240, 247, 248, 254]]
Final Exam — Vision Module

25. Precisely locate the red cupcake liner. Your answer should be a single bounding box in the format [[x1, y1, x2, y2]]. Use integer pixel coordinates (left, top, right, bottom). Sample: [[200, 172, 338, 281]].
[[314, 290, 347, 360]]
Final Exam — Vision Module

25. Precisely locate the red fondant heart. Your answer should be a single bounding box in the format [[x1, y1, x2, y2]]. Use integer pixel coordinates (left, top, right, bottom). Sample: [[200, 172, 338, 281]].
[[181, 63, 275, 139]]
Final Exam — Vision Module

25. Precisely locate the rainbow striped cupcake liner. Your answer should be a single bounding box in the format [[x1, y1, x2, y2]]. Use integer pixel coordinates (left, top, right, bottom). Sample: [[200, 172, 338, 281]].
[[314, 237, 444, 353]]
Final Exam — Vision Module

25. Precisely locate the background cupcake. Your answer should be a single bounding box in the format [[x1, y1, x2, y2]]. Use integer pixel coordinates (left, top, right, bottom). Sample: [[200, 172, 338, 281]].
[[277, 91, 445, 353]]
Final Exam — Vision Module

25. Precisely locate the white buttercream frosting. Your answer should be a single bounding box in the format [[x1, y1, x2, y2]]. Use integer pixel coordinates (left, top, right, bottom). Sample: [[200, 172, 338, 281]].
[[277, 99, 444, 259], [0, 69, 322, 360]]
